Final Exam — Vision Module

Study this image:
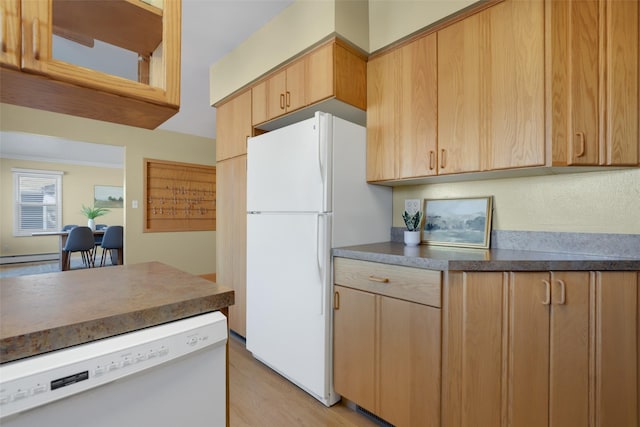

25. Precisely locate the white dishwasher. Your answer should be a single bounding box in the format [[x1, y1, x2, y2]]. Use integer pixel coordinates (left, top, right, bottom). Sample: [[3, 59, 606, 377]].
[[0, 311, 227, 427]]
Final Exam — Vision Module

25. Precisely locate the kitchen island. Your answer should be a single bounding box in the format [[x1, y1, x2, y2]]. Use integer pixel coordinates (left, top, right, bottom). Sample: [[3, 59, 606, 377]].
[[0, 262, 234, 363], [332, 242, 639, 427]]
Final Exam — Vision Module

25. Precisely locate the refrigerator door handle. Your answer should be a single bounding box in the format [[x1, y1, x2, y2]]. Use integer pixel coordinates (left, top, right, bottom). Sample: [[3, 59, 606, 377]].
[[317, 125, 324, 185], [316, 214, 326, 315]]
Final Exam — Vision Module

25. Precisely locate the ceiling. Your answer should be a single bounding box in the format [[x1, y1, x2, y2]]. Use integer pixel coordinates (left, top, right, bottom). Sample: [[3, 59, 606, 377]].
[[158, 0, 294, 140]]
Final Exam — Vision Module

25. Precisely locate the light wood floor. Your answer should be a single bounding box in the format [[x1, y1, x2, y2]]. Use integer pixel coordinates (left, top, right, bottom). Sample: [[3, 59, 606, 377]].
[[228, 333, 380, 427]]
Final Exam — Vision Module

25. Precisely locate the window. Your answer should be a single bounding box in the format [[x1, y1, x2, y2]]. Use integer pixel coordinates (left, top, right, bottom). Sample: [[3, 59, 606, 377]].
[[13, 168, 63, 236]]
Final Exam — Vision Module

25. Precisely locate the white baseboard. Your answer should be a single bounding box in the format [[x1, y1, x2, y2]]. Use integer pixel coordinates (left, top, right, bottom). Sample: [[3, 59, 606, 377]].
[[0, 253, 59, 265]]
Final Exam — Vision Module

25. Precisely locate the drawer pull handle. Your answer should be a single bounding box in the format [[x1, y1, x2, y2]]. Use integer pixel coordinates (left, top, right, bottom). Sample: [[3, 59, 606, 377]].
[[542, 280, 551, 305], [368, 275, 389, 283]]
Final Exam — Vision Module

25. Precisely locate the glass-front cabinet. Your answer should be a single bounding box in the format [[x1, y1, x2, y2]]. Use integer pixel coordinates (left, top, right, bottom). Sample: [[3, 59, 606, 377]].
[[0, 0, 181, 129]]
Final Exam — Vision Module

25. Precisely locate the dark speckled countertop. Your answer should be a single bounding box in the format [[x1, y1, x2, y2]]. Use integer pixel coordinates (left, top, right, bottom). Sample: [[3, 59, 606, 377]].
[[333, 242, 640, 271], [0, 262, 234, 364]]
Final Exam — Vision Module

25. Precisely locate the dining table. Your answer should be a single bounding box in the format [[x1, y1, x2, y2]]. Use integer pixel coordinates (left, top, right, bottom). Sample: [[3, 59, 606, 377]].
[[31, 229, 123, 271]]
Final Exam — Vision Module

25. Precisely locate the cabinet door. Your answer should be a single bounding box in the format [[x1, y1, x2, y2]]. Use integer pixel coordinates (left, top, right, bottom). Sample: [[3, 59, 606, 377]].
[[216, 156, 247, 336], [306, 42, 334, 105], [266, 69, 287, 120], [604, 0, 639, 165], [442, 272, 506, 426], [594, 271, 638, 426], [333, 285, 376, 412], [547, 272, 591, 426], [366, 49, 399, 181], [20, 0, 180, 107], [486, 0, 544, 170], [216, 90, 252, 161], [437, 11, 482, 175], [285, 58, 305, 112], [0, 0, 20, 68], [251, 80, 268, 125], [397, 33, 438, 179], [507, 272, 552, 427], [379, 297, 440, 427]]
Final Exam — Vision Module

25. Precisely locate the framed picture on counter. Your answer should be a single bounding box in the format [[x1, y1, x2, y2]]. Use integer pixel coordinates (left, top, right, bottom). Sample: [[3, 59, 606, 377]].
[[422, 196, 493, 249]]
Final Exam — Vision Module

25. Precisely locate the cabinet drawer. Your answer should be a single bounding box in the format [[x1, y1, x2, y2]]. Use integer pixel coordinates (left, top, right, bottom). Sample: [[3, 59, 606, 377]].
[[334, 257, 441, 308]]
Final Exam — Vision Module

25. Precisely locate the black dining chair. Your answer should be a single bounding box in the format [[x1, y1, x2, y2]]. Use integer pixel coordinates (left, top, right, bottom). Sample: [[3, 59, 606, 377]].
[[62, 226, 96, 269], [61, 224, 78, 231], [92, 224, 108, 261], [98, 226, 123, 267]]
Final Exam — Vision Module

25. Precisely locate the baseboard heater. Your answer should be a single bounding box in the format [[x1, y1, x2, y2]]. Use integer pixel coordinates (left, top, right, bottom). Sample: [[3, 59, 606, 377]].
[[355, 405, 394, 427], [0, 253, 59, 265]]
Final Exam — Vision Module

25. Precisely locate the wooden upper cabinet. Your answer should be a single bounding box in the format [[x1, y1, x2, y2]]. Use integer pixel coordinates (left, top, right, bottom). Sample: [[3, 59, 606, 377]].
[[367, 48, 399, 181], [367, 33, 437, 182], [0, 0, 181, 129], [438, 0, 544, 174], [251, 38, 366, 127], [437, 13, 483, 175], [550, 0, 639, 166], [0, 0, 21, 68], [253, 58, 305, 123], [216, 89, 252, 162]]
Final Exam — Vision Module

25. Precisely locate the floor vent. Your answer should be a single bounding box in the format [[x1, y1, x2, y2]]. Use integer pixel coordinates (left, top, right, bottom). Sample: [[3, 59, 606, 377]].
[[355, 405, 395, 427]]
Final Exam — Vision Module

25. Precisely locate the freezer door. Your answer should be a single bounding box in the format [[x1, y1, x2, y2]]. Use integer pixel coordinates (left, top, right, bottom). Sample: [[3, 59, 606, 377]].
[[246, 212, 335, 405], [246, 113, 331, 213]]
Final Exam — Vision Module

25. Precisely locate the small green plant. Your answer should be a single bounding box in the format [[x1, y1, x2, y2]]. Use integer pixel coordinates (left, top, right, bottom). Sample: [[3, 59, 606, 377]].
[[402, 210, 423, 231], [81, 204, 110, 219]]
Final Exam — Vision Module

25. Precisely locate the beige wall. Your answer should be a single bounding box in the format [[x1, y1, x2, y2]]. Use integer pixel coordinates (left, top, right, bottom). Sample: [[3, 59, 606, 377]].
[[1, 158, 124, 255], [392, 169, 640, 234], [368, 0, 477, 52], [0, 104, 217, 275]]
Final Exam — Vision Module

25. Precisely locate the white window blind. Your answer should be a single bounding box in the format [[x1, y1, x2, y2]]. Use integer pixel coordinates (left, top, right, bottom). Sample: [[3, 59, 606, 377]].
[[13, 169, 63, 236]]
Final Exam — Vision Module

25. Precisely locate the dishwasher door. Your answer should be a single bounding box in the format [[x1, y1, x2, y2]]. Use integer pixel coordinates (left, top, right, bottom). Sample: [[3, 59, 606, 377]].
[[0, 311, 227, 427]]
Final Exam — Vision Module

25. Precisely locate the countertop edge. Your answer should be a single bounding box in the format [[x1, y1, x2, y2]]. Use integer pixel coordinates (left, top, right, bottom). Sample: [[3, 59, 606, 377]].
[[332, 245, 640, 271], [1, 291, 234, 364]]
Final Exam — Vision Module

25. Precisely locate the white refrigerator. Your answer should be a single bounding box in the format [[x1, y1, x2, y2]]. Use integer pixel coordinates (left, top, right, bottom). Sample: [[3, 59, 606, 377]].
[[246, 112, 391, 406]]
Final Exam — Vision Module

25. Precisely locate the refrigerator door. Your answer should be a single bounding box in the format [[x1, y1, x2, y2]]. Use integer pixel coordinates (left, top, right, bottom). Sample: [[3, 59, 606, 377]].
[[246, 212, 336, 405], [247, 113, 331, 213]]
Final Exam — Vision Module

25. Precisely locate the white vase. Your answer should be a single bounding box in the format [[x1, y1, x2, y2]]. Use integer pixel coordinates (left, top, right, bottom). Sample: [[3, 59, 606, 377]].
[[88, 218, 96, 231], [404, 230, 421, 246]]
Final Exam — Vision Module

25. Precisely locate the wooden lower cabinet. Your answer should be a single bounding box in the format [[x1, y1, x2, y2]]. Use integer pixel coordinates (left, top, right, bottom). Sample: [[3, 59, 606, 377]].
[[333, 284, 441, 427], [443, 270, 639, 427], [215, 156, 247, 337]]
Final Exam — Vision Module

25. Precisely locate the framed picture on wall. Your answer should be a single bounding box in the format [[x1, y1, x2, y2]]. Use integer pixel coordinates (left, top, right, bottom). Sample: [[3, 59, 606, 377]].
[[422, 196, 493, 249], [94, 185, 124, 208]]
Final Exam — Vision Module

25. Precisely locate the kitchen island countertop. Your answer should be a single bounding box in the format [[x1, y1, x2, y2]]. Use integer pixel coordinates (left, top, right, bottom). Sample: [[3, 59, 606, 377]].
[[0, 262, 234, 364], [333, 242, 640, 271]]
